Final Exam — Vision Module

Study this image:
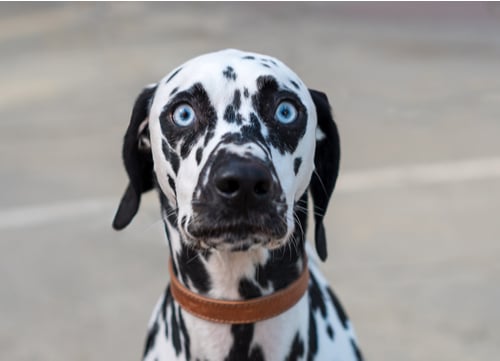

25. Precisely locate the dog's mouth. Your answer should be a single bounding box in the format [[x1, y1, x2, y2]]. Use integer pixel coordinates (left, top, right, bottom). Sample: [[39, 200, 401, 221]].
[[186, 218, 289, 252]]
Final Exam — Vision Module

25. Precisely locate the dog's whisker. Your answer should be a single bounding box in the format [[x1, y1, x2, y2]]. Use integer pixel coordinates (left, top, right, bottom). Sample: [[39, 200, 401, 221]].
[[185, 250, 204, 265], [294, 204, 325, 218], [292, 212, 305, 240], [312, 168, 329, 196]]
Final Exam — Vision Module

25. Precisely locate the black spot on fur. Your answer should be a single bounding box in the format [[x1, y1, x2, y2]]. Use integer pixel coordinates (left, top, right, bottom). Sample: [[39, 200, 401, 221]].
[[171, 304, 182, 356], [224, 110, 243, 126], [249, 112, 261, 129], [285, 332, 305, 361], [261, 63, 271, 68], [326, 287, 349, 329], [307, 310, 318, 361], [178, 309, 191, 360], [219, 132, 241, 145], [233, 89, 241, 110], [290, 80, 300, 90], [261, 58, 277, 66], [242, 55, 255, 60], [162, 287, 171, 337], [196, 147, 203, 165], [167, 175, 176, 196], [180, 140, 192, 159], [238, 278, 263, 299], [166, 67, 182, 84], [309, 273, 327, 318], [170, 152, 180, 175], [222, 66, 237, 81], [243, 88, 250, 98], [170, 86, 179, 96], [177, 247, 211, 294], [255, 250, 301, 292], [239, 113, 266, 146], [351, 339, 364, 361], [326, 324, 334, 339], [163, 139, 180, 175], [294, 157, 302, 175], [224, 324, 261, 361], [143, 319, 159, 358], [252, 76, 307, 155], [254, 75, 277, 95], [249, 346, 265, 361], [224, 104, 237, 123], [204, 127, 215, 147]]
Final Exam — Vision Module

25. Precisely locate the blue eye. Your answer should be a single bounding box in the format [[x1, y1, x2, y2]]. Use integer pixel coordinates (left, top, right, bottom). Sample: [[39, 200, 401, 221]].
[[275, 101, 298, 124], [172, 103, 196, 126]]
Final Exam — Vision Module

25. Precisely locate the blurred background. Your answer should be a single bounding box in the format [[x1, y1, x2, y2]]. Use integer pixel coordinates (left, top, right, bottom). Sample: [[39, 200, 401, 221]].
[[1, 2, 499, 360]]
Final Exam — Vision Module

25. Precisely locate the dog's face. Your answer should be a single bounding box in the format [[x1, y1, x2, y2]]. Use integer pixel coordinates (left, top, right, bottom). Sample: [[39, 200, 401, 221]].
[[148, 50, 316, 251], [113, 49, 340, 260]]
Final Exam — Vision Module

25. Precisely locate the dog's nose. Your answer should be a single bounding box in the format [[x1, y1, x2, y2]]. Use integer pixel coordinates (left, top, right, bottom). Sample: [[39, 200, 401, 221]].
[[212, 158, 275, 207]]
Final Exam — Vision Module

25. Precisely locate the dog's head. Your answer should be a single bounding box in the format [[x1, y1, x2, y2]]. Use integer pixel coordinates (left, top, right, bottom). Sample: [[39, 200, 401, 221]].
[[113, 49, 340, 261]]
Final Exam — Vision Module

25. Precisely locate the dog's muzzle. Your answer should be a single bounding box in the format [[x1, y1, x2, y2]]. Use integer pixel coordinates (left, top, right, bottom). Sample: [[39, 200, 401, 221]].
[[188, 152, 288, 250]]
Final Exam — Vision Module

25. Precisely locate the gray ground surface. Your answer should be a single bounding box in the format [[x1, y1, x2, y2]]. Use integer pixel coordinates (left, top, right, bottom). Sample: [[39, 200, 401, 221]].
[[1, 3, 499, 360]]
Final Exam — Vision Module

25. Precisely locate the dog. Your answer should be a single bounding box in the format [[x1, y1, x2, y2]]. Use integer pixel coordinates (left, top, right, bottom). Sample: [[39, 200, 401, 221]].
[[113, 49, 363, 361]]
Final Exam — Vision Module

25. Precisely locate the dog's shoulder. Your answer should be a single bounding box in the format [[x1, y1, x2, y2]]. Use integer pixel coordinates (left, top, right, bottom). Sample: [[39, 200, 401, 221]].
[[306, 243, 363, 361]]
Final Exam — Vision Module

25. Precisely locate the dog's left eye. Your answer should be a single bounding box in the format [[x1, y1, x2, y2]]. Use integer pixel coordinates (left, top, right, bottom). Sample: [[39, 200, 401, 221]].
[[274, 101, 298, 124], [172, 103, 196, 126]]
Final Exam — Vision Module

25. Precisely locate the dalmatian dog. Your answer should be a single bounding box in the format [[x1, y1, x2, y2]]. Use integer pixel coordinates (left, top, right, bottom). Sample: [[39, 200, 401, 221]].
[[113, 49, 363, 361]]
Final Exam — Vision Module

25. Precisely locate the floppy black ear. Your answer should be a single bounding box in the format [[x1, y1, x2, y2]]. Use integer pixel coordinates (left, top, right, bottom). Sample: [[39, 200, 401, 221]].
[[112, 84, 158, 230], [308, 89, 341, 261]]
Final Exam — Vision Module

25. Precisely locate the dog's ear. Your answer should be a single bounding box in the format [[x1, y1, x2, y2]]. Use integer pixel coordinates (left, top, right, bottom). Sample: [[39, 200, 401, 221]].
[[308, 89, 341, 261], [112, 84, 158, 230]]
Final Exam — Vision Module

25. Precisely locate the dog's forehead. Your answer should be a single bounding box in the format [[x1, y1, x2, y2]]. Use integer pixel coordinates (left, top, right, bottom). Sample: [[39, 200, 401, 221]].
[[156, 49, 308, 101]]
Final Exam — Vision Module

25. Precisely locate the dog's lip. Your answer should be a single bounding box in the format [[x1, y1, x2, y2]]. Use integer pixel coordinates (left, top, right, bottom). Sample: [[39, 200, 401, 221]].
[[186, 221, 289, 246], [188, 224, 272, 239], [203, 237, 266, 252]]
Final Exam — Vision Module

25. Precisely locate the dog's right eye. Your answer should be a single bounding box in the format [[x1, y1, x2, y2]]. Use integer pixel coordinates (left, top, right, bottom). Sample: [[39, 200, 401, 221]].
[[274, 101, 298, 124], [172, 103, 196, 126]]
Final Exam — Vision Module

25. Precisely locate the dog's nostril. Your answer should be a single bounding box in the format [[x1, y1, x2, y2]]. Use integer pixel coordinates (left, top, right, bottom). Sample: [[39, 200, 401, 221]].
[[254, 180, 270, 196], [216, 177, 240, 196]]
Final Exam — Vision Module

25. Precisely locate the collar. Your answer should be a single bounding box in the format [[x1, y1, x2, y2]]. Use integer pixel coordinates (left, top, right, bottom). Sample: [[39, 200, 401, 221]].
[[168, 256, 309, 324]]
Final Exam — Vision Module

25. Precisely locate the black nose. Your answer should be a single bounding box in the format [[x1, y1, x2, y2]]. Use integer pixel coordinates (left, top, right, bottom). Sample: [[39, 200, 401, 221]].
[[212, 158, 275, 207]]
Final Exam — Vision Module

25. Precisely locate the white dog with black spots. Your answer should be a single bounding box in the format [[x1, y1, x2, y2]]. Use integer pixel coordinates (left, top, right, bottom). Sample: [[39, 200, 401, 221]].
[[113, 49, 363, 361]]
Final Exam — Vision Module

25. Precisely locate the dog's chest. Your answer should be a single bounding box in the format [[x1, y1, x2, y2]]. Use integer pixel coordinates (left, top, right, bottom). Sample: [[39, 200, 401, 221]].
[[143, 262, 361, 361], [184, 296, 309, 361]]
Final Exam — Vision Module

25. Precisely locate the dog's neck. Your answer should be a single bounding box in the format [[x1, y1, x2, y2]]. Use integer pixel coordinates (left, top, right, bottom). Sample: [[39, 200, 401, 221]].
[[160, 194, 308, 301]]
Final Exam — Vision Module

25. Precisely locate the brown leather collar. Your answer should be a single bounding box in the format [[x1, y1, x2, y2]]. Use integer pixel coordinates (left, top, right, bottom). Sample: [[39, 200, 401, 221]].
[[168, 257, 309, 324]]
